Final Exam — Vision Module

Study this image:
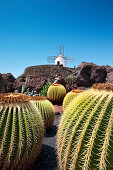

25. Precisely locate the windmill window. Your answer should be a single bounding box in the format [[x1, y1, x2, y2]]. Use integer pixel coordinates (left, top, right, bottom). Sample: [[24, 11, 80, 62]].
[[57, 61, 60, 65]]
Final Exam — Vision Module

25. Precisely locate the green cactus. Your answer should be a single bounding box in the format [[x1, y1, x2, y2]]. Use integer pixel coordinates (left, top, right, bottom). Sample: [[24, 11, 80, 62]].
[[63, 89, 84, 111], [30, 96, 55, 130], [21, 75, 29, 94], [39, 80, 51, 96], [0, 93, 44, 170], [47, 84, 66, 104], [57, 83, 113, 170]]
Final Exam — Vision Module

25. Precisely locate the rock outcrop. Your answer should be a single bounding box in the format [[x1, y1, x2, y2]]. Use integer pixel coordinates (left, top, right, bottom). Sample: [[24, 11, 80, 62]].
[[76, 62, 107, 87], [1, 73, 16, 92], [105, 65, 113, 83]]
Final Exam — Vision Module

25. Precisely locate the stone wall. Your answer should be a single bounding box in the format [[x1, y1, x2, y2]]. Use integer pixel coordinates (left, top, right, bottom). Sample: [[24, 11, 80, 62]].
[[18, 65, 75, 82]]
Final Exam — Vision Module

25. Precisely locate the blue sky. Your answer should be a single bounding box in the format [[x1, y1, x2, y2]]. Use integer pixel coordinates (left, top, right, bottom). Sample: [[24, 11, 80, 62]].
[[0, 0, 113, 78]]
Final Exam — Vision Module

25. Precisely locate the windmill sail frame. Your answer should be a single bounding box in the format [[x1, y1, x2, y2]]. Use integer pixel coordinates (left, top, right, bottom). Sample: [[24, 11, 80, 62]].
[[47, 45, 75, 65]]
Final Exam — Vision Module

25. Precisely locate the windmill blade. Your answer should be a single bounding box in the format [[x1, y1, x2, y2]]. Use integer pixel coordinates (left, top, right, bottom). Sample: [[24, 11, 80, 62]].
[[64, 56, 75, 62], [47, 56, 57, 63]]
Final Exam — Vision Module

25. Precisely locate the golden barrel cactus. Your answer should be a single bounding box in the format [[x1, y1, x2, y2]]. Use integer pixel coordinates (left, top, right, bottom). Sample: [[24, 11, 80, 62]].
[[57, 83, 113, 170], [0, 93, 44, 170], [30, 96, 55, 130], [63, 89, 84, 111], [47, 84, 66, 104]]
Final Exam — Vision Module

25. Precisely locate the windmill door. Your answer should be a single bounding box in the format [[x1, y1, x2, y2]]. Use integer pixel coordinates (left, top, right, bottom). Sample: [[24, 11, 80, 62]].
[[57, 61, 60, 65]]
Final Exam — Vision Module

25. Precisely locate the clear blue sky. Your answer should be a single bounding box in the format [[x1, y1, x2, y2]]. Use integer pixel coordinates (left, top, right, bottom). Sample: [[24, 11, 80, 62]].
[[0, 0, 113, 78]]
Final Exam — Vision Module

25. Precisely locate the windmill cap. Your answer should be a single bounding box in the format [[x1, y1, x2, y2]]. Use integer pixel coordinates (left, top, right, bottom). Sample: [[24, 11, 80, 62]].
[[58, 54, 64, 58]]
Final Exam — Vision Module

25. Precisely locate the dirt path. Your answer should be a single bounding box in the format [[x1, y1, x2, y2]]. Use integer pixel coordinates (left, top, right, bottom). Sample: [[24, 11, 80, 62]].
[[33, 113, 61, 170]]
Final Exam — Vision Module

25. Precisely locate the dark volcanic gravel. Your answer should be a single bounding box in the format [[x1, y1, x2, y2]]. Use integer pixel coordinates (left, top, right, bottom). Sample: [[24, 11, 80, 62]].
[[33, 114, 61, 170]]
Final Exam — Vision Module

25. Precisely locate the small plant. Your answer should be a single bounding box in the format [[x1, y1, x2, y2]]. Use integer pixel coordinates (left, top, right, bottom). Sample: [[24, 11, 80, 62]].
[[30, 96, 55, 130], [0, 93, 44, 170], [47, 84, 66, 104], [65, 74, 77, 87], [63, 89, 84, 111], [57, 83, 113, 170], [14, 89, 19, 93], [39, 80, 51, 96]]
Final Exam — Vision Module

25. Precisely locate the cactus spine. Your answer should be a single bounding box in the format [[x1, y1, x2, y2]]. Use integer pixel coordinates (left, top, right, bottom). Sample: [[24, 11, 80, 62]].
[[30, 96, 55, 130], [63, 89, 84, 111], [57, 83, 113, 170], [0, 93, 44, 170], [47, 84, 66, 104]]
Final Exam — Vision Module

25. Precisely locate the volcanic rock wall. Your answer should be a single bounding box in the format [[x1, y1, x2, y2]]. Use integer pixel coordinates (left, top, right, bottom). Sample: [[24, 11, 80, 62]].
[[0, 63, 113, 93], [15, 65, 75, 92], [18, 65, 75, 81]]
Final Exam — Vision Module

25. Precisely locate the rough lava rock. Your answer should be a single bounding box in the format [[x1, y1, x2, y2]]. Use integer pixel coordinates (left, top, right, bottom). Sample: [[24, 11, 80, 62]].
[[53, 76, 66, 86], [0, 74, 3, 82], [105, 65, 113, 83], [1, 73, 16, 92], [76, 62, 107, 87], [14, 76, 47, 93]]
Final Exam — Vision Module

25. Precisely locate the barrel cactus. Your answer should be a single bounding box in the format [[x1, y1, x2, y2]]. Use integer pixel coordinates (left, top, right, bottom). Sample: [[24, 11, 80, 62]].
[[0, 93, 44, 170], [30, 96, 55, 130], [57, 83, 113, 170], [47, 84, 66, 104], [63, 89, 84, 111]]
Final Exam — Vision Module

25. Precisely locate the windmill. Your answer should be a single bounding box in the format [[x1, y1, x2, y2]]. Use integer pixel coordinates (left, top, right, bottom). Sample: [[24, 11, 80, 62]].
[[47, 45, 75, 67]]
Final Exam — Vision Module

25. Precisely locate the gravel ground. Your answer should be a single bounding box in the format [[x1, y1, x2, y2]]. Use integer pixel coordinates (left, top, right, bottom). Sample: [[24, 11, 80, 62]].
[[33, 113, 61, 170]]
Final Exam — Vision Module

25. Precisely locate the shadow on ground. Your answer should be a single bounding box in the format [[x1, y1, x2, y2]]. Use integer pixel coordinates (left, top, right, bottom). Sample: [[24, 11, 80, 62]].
[[46, 125, 57, 137], [32, 114, 61, 170], [33, 144, 58, 170]]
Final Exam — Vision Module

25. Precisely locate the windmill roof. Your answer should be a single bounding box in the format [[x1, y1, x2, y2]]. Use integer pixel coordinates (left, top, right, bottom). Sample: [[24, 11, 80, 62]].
[[58, 54, 64, 58]]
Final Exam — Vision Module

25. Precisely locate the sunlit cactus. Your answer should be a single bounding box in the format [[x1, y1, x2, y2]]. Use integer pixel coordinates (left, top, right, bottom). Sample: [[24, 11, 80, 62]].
[[30, 96, 55, 130], [57, 83, 113, 170], [63, 89, 84, 111], [0, 93, 44, 170], [47, 84, 66, 104]]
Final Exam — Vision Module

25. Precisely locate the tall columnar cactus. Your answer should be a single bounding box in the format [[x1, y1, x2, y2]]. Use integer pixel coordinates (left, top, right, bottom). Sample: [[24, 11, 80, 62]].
[[63, 89, 84, 111], [57, 83, 113, 170], [0, 93, 44, 170], [21, 75, 29, 94], [47, 84, 66, 104], [30, 96, 55, 130]]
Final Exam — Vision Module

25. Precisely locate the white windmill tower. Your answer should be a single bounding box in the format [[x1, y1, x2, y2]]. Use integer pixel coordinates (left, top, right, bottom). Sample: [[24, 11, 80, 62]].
[[47, 45, 74, 67]]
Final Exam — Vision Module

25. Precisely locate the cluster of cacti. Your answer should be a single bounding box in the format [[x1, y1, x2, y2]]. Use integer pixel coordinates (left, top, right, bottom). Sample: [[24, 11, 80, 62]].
[[57, 83, 113, 170], [30, 96, 55, 130], [0, 93, 44, 170], [63, 89, 84, 111], [47, 84, 66, 103], [39, 80, 51, 96]]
